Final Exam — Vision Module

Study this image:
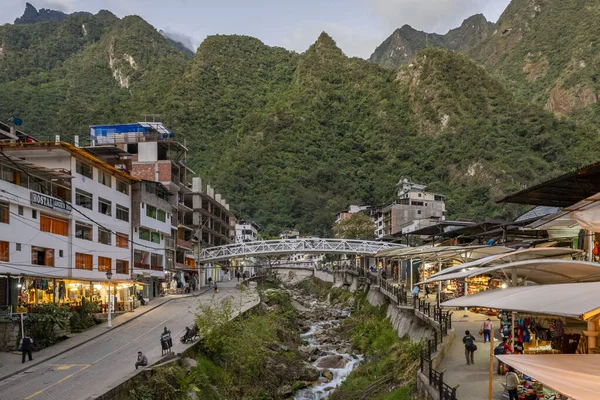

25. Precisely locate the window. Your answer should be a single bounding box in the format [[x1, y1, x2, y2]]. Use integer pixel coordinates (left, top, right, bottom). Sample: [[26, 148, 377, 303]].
[[40, 214, 69, 236], [157, 209, 166, 222], [116, 205, 129, 222], [116, 259, 129, 274], [0, 202, 8, 224], [32, 247, 54, 266], [411, 201, 424, 206], [75, 222, 93, 241], [116, 233, 129, 249], [151, 231, 160, 244], [16, 243, 21, 252], [0, 241, 8, 262], [146, 205, 157, 219], [75, 253, 92, 270], [417, 210, 421, 215], [139, 228, 150, 241], [98, 171, 112, 188], [18, 206, 23, 216], [76, 161, 93, 179], [98, 256, 112, 273], [32, 210, 37, 219], [98, 227, 111, 245], [98, 198, 112, 216], [59, 250, 64, 257], [116, 180, 129, 195], [76, 189, 93, 210], [151, 253, 163, 269]]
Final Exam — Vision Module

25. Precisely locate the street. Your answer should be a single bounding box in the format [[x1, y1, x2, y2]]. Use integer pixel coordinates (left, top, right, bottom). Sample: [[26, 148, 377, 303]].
[[0, 281, 258, 400]]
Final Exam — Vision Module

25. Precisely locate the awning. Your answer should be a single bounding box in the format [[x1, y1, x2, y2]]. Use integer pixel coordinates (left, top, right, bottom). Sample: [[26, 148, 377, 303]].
[[441, 281, 600, 319], [428, 247, 583, 280], [497, 355, 600, 400]]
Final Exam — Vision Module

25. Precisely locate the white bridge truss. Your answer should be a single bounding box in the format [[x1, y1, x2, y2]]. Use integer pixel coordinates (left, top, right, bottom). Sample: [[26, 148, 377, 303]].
[[197, 238, 406, 263]]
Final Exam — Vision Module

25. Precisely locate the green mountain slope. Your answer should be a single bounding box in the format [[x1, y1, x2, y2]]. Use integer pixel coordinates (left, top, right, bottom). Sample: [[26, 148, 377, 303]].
[[0, 6, 598, 236], [369, 14, 495, 69], [472, 0, 600, 118]]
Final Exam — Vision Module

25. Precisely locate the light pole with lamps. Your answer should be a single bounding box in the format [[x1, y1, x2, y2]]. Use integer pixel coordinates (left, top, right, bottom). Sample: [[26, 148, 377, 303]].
[[106, 271, 113, 328]]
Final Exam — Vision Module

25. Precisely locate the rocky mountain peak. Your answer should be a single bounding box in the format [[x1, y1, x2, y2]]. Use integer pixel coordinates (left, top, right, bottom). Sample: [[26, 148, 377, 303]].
[[14, 2, 92, 25]]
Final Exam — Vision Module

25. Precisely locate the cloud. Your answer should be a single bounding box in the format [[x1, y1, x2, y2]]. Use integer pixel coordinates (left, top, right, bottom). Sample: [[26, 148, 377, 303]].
[[160, 29, 197, 52], [281, 22, 383, 59], [32, 0, 79, 12], [369, 0, 510, 34]]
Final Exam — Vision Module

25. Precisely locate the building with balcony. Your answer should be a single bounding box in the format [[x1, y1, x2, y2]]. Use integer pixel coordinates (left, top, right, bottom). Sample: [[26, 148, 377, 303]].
[[235, 220, 260, 243], [0, 141, 136, 312]]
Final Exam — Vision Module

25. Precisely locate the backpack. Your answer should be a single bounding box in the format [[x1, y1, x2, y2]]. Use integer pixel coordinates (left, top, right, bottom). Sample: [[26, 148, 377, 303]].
[[494, 343, 505, 355], [464, 335, 475, 350]]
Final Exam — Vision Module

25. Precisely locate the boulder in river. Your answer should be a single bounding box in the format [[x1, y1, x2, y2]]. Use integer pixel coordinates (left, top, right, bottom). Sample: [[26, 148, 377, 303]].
[[277, 384, 293, 397], [316, 355, 348, 369], [322, 369, 334, 381], [299, 361, 321, 381]]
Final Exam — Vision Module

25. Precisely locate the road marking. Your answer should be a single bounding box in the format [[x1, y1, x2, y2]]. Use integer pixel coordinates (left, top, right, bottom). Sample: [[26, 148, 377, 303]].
[[23, 365, 91, 399]]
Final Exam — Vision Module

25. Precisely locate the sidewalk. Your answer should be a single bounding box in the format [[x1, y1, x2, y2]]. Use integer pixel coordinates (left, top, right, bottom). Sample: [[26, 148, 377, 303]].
[[0, 283, 217, 382]]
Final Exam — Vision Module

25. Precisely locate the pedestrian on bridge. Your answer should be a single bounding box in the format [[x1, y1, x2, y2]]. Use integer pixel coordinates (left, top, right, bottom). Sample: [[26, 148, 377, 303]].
[[236, 270, 241, 281]]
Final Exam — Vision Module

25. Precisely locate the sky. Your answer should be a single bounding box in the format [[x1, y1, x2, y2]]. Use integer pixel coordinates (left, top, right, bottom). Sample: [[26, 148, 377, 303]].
[[0, 0, 511, 58]]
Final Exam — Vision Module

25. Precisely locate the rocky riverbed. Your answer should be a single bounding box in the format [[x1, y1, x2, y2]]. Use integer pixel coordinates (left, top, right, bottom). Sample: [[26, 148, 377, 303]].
[[285, 287, 363, 399]]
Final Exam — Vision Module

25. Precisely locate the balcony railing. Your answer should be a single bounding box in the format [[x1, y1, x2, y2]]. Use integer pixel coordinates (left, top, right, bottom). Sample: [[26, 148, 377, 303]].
[[165, 237, 175, 249], [177, 238, 194, 249], [134, 262, 150, 270], [151, 264, 164, 271]]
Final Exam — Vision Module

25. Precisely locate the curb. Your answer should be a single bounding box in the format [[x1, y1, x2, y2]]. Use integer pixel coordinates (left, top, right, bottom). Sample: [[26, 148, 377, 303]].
[[0, 286, 215, 383]]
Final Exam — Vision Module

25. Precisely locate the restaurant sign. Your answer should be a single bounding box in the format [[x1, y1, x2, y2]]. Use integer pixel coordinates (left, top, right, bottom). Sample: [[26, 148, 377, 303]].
[[30, 192, 72, 213]]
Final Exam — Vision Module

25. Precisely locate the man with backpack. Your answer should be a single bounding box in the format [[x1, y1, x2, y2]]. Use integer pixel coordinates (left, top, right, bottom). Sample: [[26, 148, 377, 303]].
[[495, 337, 513, 374], [462, 330, 476, 365], [20, 335, 33, 364]]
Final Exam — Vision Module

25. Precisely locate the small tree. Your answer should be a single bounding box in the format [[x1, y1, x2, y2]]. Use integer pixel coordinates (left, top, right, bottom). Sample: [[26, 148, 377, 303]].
[[333, 213, 376, 240]]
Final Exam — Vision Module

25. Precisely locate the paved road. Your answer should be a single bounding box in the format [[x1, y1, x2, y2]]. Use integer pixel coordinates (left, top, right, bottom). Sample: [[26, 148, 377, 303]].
[[0, 281, 258, 400]]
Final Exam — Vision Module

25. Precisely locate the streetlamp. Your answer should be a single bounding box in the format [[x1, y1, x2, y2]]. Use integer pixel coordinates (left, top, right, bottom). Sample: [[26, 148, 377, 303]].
[[106, 271, 113, 328]]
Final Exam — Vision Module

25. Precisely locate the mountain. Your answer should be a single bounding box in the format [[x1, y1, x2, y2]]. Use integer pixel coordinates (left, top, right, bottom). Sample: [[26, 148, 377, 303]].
[[159, 30, 195, 58], [472, 0, 600, 120], [1, 3, 598, 235], [369, 14, 495, 69], [14, 2, 91, 24]]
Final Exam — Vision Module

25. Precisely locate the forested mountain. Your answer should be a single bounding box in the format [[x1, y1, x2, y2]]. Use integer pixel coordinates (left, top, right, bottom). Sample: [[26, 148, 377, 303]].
[[1, 2, 598, 235], [369, 14, 495, 69]]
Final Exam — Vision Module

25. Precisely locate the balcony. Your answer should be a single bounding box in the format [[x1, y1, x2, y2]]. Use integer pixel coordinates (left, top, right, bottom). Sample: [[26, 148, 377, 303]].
[[151, 264, 163, 271], [134, 262, 150, 270], [165, 237, 175, 249], [177, 238, 194, 250]]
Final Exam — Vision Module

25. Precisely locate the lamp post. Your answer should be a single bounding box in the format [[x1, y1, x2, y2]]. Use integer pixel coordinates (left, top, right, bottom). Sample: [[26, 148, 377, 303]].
[[106, 271, 113, 328]]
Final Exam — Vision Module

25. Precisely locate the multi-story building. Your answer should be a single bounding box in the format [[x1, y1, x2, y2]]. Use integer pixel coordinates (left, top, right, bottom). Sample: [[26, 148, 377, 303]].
[[88, 122, 234, 289], [0, 141, 136, 311], [235, 220, 260, 243], [377, 178, 446, 239], [334, 205, 369, 224]]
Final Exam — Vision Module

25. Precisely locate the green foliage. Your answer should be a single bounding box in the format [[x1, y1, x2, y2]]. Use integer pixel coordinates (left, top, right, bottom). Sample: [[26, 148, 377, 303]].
[[23, 304, 72, 350], [69, 298, 100, 332], [1, 10, 599, 236], [333, 213, 376, 239], [332, 300, 422, 400], [128, 385, 155, 400]]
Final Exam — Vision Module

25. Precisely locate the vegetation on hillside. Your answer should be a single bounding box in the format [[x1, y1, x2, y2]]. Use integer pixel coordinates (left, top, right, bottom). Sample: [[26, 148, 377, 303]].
[[1, 2, 598, 236]]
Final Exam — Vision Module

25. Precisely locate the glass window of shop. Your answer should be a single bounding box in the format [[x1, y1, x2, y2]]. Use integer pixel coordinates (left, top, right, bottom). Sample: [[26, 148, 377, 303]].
[[0, 241, 8, 261], [40, 214, 69, 236], [98, 256, 112, 273], [116, 233, 129, 248], [116, 259, 129, 274], [98, 228, 111, 245], [0, 201, 8, 224], [76, 253, 92, 270], [17, 278, 55, 310], [31, 247, 54, 266], [75, 221, 93, 240]]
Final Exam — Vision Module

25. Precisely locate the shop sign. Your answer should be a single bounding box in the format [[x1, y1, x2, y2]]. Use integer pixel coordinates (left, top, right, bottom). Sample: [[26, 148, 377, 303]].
[[30, 192, 72, 213]]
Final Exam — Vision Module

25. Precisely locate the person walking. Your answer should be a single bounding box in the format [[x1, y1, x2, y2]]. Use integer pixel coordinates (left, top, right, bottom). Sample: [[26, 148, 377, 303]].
[[135, 351, 148, 370], [482, 318, 493, 343], [462, 330, 476, 365], [20, 335, 33, 364], [236, 270, 241, 282], [424, 285, 430, 298], [505, 366, 519, 400], [495, 337, 513, 374]]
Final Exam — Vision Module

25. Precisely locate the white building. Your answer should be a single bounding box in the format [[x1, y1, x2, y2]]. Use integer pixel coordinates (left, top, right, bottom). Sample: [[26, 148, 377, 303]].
[[235, 220, 260, 243], [0, 142, 136, 311]]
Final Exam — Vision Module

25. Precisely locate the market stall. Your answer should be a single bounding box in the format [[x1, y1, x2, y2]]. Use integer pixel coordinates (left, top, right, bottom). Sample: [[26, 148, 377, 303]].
[[497, 354, 600, 400]]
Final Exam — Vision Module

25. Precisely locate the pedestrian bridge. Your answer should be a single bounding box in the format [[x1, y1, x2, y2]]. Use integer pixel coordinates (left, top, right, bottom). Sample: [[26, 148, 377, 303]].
[[197, 238, 406, 263]]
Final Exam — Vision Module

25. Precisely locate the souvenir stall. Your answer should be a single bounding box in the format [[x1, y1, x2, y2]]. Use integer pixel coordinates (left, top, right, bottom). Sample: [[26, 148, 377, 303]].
[[497, 354, 600, 400]]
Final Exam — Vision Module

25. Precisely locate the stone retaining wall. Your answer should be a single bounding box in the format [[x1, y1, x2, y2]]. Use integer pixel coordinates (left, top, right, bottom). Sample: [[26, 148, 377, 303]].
[[0, 321, 20, 351]]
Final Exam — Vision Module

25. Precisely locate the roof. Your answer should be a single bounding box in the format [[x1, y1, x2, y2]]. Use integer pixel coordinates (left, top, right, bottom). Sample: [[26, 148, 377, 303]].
[[0, 141, 139, 183], [425, 258, 600, 286], [0, 153, 72, 182], [442, 282, 600, 319], [427, 247, 582, 280], [499, 161, 600, 207], [375, 244, 512, 262], [403, 221, 474, 236], [496, 354, 600, 400]]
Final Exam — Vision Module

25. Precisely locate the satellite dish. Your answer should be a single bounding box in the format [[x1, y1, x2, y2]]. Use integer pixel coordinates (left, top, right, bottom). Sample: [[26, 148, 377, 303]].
[[13, 117, 23, 126]]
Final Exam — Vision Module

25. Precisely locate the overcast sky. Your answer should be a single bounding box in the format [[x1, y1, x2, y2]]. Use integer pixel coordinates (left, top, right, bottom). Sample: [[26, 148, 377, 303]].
[[1, 0, 511, 58]]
